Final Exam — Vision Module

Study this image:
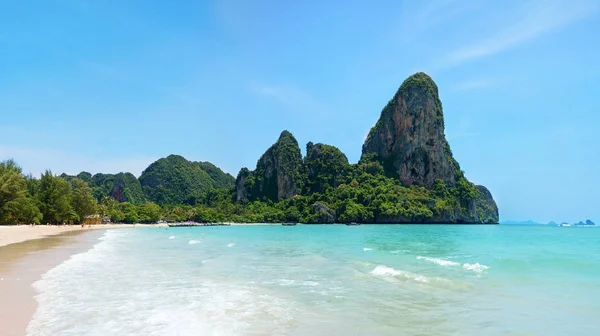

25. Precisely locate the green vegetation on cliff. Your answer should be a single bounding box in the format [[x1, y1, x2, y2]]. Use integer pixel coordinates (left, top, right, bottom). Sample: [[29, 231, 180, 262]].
[[140, 155, 235, 205], [92, 172, 146, 205], [303, 142, 350, 194], [61, 172, 147, 205], [227, 156, 493, 224], [236, 131, 303, 202]]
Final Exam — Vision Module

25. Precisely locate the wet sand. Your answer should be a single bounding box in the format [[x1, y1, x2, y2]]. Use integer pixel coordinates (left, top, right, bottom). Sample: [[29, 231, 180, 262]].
[[0, 230, 105, 336]]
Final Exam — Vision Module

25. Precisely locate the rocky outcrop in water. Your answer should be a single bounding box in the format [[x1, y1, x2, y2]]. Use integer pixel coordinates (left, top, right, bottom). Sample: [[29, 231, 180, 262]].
[[236, 131, 303, 202]]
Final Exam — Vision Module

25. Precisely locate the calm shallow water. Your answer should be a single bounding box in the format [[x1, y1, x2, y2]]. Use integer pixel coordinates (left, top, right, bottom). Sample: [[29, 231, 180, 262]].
[[28, 225, 600, 335]]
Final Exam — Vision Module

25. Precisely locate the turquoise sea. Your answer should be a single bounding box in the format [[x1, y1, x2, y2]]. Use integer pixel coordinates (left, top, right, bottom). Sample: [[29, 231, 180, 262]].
[[28, 225, 600, 335]]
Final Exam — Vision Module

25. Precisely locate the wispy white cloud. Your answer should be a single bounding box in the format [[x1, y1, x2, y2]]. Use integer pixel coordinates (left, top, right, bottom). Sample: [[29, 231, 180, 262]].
[[454, 79, 491, 91], [250, 82, 328, 114], [0, 145, 155, 178], [442, 0, 599, 67]]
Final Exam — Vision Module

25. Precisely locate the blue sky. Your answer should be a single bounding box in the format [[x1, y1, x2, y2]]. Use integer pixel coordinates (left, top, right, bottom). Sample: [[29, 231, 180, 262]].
[[1, 0, 599, 223]]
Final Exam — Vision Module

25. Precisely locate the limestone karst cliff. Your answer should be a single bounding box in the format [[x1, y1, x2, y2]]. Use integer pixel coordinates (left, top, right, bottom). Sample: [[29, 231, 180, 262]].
[[234, 72, 499, 223], [361, 72, 498, 223], [236, 131, 303, 202], [362, 72, 459, 188]]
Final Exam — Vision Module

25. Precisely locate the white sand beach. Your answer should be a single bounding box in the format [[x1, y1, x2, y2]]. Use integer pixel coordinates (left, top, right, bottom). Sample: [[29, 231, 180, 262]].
[[0, 224, 168, 248], [0, 224, 166, 335]]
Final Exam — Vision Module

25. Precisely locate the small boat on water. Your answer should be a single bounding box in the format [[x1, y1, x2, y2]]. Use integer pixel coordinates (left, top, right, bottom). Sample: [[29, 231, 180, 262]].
[[346, 222, 360, 226], [282, 223, 297, 226]]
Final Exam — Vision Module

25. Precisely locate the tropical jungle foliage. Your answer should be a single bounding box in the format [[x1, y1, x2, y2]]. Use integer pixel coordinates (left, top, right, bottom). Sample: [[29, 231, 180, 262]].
[[0, 149, 493, 225]]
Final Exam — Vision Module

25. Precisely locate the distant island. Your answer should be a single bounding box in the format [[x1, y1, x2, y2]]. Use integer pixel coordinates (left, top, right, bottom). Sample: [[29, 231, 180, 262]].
[[556, 220, 596, 227], [500, 220, 544, 225], [501, 220, 596, 226], [0, 73, 498, 225]]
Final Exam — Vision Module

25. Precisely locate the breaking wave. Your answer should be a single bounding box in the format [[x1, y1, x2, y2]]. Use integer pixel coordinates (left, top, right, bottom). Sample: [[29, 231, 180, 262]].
[[416, 256, 460, 267], [371, 265, 429, 283], [462, 263, 490, 273], [416, 256, 490, 274]]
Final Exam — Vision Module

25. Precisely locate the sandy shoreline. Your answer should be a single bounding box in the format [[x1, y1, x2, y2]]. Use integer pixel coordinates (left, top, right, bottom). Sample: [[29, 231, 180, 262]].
[[0, 224, 167, 336], [0, 230, 104, 335], [0, 222, 293, 335], [0, 222, 290, 249], [0, 224, 169, 248], [0, 223, 289, 248]]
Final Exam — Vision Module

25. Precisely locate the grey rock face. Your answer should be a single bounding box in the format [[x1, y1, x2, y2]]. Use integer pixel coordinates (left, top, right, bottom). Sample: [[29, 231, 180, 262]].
[[362, 72, 459, 188], [311, 202, 336, 223], [235, 168, 251, 202]]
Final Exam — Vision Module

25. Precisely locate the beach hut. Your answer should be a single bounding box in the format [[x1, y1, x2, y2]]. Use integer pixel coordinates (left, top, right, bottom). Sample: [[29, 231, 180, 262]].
[[83, 215, 102, 225]]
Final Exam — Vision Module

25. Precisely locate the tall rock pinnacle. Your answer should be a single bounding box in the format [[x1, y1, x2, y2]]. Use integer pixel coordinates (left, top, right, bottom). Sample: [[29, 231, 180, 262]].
[[362, 72, 460, 188], [235, 130, 303, 202]]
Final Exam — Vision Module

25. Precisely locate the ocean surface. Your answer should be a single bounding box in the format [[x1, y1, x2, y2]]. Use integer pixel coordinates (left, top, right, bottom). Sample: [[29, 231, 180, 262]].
[[27, 225, 600, 335]]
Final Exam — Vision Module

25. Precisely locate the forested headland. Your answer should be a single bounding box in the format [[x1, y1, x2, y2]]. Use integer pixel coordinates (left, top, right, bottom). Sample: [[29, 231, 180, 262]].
[[0, 73, 498, 225]]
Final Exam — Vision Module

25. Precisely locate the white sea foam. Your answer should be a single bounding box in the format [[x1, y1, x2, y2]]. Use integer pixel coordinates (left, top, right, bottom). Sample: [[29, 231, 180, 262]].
[[462, 263, 490, 273], [168, 236, 175, 239], [371, 265, 429, 283], [371, 265, 400, 276], [28, 230, 124, 335], [363, 248, 373, 251], [227, 243, 236, 247], [188, 240, 201, 245], [414, 275, 428, 283], [416, 256, 489, 274], [416, 256, 460, 267], [27, 229, 295, 336]]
